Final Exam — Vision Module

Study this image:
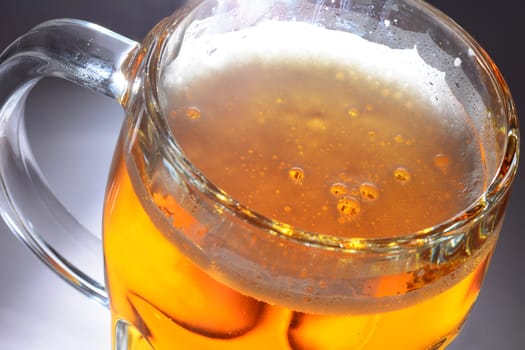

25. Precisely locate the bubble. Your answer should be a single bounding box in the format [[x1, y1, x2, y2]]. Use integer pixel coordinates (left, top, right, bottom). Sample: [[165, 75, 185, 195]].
[[330, 183, 348, 197], [347, 108, 360, 118], [307, 118, 327, 131], [335, 71, 345, 81], [359, 182, 379, 201], [393, 167, 411, 183], [275, 97, 284, 104], [186, 107, 201, 119], [289, 167, 305, 184], [394, 134, 405, 143], [434, 153, 450, 173], [318, 280, 328, 289], [337, 196, 361, 217], [454, 57, 462, 67]]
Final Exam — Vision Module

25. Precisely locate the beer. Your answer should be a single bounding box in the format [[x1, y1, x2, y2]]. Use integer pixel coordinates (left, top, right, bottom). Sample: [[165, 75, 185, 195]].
[[104, 21, 495, 349]]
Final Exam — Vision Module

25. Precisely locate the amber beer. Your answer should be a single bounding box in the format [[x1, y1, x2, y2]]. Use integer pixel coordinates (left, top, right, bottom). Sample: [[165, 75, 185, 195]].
[[104, 21, 495, 349]]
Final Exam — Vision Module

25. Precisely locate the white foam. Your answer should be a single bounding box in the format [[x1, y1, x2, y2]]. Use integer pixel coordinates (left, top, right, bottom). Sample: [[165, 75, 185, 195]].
[[160, 20, 463, 122]]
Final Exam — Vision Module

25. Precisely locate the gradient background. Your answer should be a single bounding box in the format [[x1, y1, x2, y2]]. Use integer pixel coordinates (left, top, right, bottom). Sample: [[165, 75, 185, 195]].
[[0, 1, 523, 349]]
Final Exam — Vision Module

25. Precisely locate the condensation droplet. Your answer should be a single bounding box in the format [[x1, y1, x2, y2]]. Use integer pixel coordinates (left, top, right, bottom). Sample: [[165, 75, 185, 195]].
[[337, 196, 361, 217], [186, 107, 201, 120], [394, 167, 411, 183], [359, 182, 379, 201], [330, 183, 348, 197], [288, 167, 305, 184]]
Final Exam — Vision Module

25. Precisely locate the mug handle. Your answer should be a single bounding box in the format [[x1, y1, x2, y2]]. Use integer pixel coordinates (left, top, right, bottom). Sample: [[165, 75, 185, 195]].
[[0, 19, 138, 307]]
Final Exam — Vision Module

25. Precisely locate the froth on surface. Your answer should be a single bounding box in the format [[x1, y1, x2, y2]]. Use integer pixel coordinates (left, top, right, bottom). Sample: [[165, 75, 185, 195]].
[[160, 20, 464, 126]]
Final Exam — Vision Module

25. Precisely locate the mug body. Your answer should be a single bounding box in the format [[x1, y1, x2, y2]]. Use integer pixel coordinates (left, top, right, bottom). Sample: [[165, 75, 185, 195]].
[[103, 1, 518, 349]]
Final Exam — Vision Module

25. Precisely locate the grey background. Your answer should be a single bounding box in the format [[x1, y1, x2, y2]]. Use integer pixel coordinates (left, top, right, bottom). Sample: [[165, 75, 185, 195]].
[[0, 1, 523, 349]]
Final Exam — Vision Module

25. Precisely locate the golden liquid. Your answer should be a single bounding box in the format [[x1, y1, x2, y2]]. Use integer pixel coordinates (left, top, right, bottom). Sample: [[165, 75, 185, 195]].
[[104, 153, 491, 350], [104, 23, 495, 350]]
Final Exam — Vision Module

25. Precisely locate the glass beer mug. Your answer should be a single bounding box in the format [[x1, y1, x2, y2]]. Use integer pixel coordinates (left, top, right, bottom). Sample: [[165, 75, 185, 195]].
[[0, 0, 519, 349]]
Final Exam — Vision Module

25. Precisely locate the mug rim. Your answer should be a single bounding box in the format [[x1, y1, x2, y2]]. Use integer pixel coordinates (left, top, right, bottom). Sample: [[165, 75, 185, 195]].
[[142, 0, 519, 254]]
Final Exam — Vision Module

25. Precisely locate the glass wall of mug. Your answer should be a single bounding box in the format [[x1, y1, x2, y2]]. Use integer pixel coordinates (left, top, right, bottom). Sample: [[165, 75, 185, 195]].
[[103, 1, 518, 349]]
